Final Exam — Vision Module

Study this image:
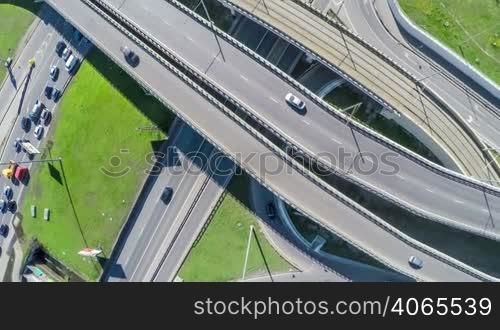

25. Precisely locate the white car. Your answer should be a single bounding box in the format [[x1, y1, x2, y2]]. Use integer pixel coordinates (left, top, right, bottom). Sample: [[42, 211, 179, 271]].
[[34, 125, 44, 139], [285, 93, 306, 111]]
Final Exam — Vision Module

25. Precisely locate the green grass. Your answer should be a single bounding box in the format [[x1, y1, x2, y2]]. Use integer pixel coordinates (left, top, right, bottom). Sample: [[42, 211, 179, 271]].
[[178, 174, 292, 282], [20, 49, 173, 281], [399, 0, 500, 84], [0, 1, 40, 83]]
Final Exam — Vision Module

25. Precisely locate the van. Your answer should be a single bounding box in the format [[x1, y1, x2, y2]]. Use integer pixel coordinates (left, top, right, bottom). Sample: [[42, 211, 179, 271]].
[[65, 54, 79, 73]]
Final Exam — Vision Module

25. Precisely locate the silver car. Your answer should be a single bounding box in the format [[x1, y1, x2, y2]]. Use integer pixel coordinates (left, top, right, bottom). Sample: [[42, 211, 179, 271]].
[[408, 256, 423, 269], [34, 125, 44, 139]]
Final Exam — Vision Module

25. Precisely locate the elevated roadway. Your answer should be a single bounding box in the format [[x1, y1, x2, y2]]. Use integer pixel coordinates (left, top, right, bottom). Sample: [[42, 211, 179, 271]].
[[224, 0, 499, 183], [45, 0, 497, 281], [88, 0, 500, 241]]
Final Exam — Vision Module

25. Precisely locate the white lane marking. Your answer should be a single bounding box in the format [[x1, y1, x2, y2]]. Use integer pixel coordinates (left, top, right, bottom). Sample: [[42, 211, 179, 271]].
[[396, 174, 405, 180], [302, 119, 311, 125], [270, 97, 279, 104], [240, 74, 249, 82], [467, 116, 473, 123], [454, 200, 464, 204], [425, 188, 434, 193], [330, 136, 341, 144]]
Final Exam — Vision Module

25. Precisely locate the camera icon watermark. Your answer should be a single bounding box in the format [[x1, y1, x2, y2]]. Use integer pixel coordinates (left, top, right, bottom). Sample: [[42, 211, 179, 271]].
[[100, 149, 131, 178]]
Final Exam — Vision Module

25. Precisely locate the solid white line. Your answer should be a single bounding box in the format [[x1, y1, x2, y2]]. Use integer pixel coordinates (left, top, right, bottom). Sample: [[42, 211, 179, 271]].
[[240, 74, 248, 82], [454, 200, 464, 204], [302, 119, 311, 125]]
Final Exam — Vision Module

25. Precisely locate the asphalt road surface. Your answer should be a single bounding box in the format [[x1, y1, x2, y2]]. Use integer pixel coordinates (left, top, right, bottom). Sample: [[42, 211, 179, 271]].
[[0, 5, 92, 276], [97, 0, 500, 242], [106, 122, 234, 282], [45, 0, 494, 281]]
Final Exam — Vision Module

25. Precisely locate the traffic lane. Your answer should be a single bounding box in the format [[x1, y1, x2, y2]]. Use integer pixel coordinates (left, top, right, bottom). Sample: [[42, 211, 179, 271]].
[[152, 155, 235, 282], [126, 142, 215, 281], [49, 0, 486, 281], [0, 17, 89, 235], [106, 124, 206, 279], [351, 0, 500, 149], [118, 0, 500, 237]]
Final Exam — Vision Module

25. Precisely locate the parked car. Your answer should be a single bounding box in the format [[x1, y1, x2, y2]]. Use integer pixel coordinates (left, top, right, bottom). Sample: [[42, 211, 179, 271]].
[[49, 65, 59, 81], [266, 202, 276, 219], [42, 110, 52, 125], [52, 88, 62, 102], [160, 187, 173, 204], [41, 109, 49, 121], [285, 92, 306, 112], [29, 100, 44, 121], [0, 224, 8, 237], [13, 138, 21, 152], [21, 116, 31, 131], [408, 256, 423, 269], [65, 54, 79, 73], [0, 199, 5, 212], [7, 200, 16, 213], [62, 47, 72, 61], [3, 186, 12, 200], [34, 125, 44, 139], [56, 41, 66, 57], [121, 46, 140, 67], [45, 85, 53, 99]]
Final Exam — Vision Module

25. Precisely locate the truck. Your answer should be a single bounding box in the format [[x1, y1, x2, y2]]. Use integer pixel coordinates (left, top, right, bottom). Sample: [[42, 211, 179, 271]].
[[14, 166, 28, 182]]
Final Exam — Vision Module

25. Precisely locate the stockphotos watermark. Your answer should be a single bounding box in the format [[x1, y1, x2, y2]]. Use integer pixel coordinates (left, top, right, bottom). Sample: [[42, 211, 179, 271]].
[[99, 146, 400, 178]]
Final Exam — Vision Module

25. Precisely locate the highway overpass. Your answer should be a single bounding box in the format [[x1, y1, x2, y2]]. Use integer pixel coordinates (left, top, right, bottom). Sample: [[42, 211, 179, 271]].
[[43, 0, 498, 281], [81, 0, 500, 242], [225, 0, 500, 182]]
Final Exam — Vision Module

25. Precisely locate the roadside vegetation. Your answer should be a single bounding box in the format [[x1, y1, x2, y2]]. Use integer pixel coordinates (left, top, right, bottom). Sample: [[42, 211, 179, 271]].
[[399, 0, 500, 84], [20, 49, 173, 281], [178, 173, 292, 282], [0, 0, 40, 82]]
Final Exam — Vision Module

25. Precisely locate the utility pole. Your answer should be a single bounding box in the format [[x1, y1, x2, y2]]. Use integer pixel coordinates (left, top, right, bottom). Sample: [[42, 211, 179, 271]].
[[241, 225, 254, 281], [200, 0, 226, 62]]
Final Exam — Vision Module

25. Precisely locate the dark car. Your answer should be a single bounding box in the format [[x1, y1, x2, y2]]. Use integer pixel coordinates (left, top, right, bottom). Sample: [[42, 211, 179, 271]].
[[52, 88, 61, 102], [29, 100, 44, 121], [45, 85, 53, 99], [56, 41, 66, 57], [14, 138, 21, 152], [21, 116, 31, 131], [0, 224, 8, 237], [121, 46, 140, 67], [0, 199, 5, 213], [7, 200, 16, 213], [160, 187, 173, 204], [266, 202, 276, 219]]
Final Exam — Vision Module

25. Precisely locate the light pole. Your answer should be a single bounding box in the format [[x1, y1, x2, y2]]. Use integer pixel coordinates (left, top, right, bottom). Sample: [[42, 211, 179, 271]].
[[200, 0, 226, 62]]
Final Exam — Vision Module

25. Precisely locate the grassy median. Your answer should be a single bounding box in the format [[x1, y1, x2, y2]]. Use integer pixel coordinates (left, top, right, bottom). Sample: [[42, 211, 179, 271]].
[[20, 49, 173, 281], [178, 173, 292, 282], [0, 0, 40, 82], [399, 0, 500, 84]]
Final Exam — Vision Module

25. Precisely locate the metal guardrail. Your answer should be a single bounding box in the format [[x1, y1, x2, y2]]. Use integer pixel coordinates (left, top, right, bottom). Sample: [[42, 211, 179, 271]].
[[277, 0, 500, 183], [191, 0, 500, 241], [79, 0, 497, 281]]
